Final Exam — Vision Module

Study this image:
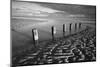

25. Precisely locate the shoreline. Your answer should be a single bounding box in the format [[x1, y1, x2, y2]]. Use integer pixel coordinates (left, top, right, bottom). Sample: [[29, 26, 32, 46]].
[[12, 26, 95, 59], [12, 26, 96, 66]]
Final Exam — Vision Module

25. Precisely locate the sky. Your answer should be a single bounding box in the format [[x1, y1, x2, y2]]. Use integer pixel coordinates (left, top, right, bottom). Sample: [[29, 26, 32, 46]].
[[12, 0, 96, 21], [12, 1, 65, 17]]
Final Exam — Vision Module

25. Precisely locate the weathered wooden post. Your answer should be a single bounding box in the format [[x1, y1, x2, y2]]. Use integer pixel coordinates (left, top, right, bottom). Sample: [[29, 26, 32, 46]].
[[75, 23, 77, 31], [63, 24, 66, 37], [79, 23, 82, 29], [69, 23, 72, 34], [51, 26, 56, 40], [32, 28, 39, 47]]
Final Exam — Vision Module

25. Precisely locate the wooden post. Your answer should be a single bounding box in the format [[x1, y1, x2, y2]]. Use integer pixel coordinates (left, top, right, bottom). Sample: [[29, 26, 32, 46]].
[[51, 26, 56, 40], [32, 28, 39, 47], [69, 23, 72, 34], [63, 24, 66, 37], [75, 23, 77, 31], [79, 23, 82, 29]]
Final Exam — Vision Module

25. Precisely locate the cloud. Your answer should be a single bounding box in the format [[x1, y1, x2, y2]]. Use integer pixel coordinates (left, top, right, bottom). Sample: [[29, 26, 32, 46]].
[[12, 1, 65, 18]]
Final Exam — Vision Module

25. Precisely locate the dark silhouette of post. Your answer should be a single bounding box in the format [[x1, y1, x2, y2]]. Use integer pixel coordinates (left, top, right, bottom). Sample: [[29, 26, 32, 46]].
[[79, 23, 82, 29], [69, 23, 72, 34], [75, 23, 77, 32], [63, 24, 66, 37], [51, 26, 56, 40], [32, 28, 38, 47]]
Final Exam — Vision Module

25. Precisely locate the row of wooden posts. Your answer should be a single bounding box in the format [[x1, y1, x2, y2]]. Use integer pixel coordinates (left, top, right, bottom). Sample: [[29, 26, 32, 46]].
[[32, 23, 82, 47]]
